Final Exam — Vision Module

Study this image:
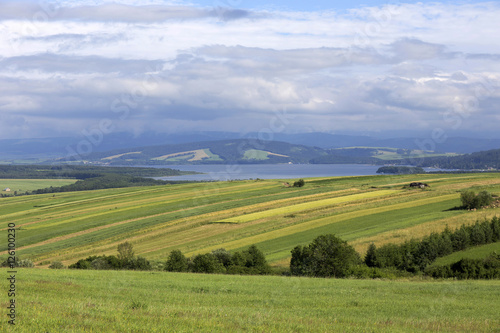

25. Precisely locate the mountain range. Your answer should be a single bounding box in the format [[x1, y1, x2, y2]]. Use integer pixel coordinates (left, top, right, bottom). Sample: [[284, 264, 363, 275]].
[[2, 131, 500, 161]]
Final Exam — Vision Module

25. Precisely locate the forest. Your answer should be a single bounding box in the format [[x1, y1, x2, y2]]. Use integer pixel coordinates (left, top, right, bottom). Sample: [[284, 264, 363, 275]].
[[0, 165, 192, 196]]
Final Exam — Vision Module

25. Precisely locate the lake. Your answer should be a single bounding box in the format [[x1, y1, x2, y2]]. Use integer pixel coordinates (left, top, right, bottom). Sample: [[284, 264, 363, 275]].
[[154, 164, 382, 181]]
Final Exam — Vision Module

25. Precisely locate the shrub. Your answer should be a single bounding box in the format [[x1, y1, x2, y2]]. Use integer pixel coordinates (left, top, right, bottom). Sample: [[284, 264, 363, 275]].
[[290, 234, 361, 278], [165, 250, 188, 272], [190, 253, 225, 274], [461, 190, 493, 209], [293, 179, 305, 187], [48, 261, 65, 269]]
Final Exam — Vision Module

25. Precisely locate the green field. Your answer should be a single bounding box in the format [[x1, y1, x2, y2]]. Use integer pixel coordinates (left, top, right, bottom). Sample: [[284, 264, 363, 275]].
[[3, 268, 499, 332], [0, 179, 77, 194], [431, 242, 500, 267], [1, 172, 499, 267]]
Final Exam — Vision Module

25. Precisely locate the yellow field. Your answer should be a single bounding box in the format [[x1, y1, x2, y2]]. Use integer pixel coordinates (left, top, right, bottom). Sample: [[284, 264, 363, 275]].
[[1, 172, 499, 267]]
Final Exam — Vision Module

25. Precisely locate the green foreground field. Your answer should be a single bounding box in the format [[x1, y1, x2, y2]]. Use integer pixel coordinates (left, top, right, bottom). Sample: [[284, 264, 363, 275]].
[[2, 268, 499, 332], [1, 173, 500, 267]]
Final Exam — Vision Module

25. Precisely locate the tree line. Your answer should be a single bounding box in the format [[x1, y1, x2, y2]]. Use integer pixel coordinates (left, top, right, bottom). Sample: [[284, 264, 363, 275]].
[[12, 217, 500, 280], [63, 243, 271, 276]]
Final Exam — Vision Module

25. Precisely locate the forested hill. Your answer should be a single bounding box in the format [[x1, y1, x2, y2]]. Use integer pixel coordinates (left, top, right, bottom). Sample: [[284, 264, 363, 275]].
[[416, 148, 500, 170], [57, 138, 500, 168], [77, 139, 327, 165]]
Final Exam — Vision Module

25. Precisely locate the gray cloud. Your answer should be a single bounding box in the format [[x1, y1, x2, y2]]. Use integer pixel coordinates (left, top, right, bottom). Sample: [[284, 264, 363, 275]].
[[0, 1, 499, 139], [0, 1, 254, 22], [0, 54, 164, 75]]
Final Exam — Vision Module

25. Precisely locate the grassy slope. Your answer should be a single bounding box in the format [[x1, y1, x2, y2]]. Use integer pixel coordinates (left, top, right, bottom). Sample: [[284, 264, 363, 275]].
[[1, 173, 500, 267], [4, 268, 499, 332], [430, 242, 500, 267], [0, 179, 77, 193]]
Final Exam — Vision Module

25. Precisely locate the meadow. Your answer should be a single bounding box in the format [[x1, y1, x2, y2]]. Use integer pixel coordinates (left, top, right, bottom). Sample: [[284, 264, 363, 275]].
[[2, 268, 499, 332], [1, 173, 500, 267], [0, 179, 77, 194]]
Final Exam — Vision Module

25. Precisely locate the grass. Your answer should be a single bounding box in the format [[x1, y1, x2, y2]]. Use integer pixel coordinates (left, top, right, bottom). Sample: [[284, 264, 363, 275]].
[[3, 268, 499, 332], [430, 242, 500, 267], [1, 173, 499, 267], [0, 179, 77, 194], [243, 149, 270, 160], [217, 189, 401, 223]]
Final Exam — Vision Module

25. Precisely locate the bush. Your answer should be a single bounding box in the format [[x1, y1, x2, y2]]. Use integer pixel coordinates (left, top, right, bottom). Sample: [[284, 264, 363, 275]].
[[165, 250, 188, 272], [290, 234, 361, 278], [48, 261, 65, 269], [293, 179, 305, 187], [190, 253, 225, 274], [461, 190, 493, 209]]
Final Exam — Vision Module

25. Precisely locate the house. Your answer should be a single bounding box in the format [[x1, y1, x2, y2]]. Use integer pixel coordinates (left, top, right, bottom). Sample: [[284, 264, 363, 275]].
[[3, 188, 11, 192]]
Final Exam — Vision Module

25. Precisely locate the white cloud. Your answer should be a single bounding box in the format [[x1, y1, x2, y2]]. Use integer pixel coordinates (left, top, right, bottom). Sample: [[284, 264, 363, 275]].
[[0, 1, 499, 138]]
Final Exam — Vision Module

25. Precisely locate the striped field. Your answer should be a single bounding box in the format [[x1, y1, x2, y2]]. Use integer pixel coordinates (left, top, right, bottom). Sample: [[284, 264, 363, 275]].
[[1, 172, 500, 267]]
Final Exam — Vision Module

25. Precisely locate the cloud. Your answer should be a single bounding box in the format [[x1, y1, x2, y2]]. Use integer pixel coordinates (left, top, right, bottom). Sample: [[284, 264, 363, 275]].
[[0, 1, 254, 22], [0, 1, 499, 139]]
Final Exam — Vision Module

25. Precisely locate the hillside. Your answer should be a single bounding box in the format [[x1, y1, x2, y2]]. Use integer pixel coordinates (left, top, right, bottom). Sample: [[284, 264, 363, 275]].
[[415, 148, 500, 170], [62, 139, 463, 166], [2, 132, 500, 160], [2, 172, 499, 267], [77, 139, 327, 165]]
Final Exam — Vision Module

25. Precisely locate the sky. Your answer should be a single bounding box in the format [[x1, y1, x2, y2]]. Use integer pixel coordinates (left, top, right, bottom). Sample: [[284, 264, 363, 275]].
[[0, 0, 499, 140]]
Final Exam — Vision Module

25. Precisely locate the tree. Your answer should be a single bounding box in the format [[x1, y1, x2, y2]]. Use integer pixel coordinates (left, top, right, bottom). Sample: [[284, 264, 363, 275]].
[[461, 190, 477, 210], [293, 179, 305, 187], [190, 253, 225, 274], [212, 248, 233, 268], [117, 242, 135, 262], [364, 243, 378, 267], [243, 245, 271, 274], [461, 190, 493, 210], [165, 250, 188, 272], [476, 191, 493, 208], [290, 234, 361, 278]]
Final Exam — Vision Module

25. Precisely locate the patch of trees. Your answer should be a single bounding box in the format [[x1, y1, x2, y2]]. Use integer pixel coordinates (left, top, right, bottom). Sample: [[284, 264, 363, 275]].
[[460, 190, 494, 210], [31, 174, 169, 194], [293, 179, 305, 187], [425, 253, 500, 279], [409, 148, 500, 170], [0, 165, 185, 179], [0, 165, 192, 197], [288, 217, 500, 280], [290, 234, 361, 278], [376, 166, 425, 174], [69, 242, 151, 271], [165, 245, 271, 275], [363, 217, 500, 278]]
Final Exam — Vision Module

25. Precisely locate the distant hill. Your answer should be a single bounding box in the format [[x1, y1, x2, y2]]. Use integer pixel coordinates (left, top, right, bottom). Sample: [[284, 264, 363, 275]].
[[415, 148, 500, 170], [56, 139, 469, 166], [77, 139, 327, 165], [2, 132, 500, 161]]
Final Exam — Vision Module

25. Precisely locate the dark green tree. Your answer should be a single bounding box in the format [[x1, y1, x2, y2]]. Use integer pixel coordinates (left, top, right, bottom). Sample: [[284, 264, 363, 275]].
[[461, 190, 477, 209], [293, 179, 305, 187], [190, 253, 225, 274], [364, 243, 378, 267], [290, 234, 361, 278], [165, 250, 188, 272]]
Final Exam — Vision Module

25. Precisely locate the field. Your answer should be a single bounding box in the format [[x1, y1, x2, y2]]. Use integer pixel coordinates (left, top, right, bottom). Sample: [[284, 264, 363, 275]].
[[2, 268, 499, 332], [1, 172, 500, 268], [430, 242, 500, 267], [0, 179, 77, 194]]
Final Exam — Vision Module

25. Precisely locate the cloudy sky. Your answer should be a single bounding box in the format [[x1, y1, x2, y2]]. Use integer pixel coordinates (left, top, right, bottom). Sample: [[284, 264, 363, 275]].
[[0, 0, 499, 140]]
